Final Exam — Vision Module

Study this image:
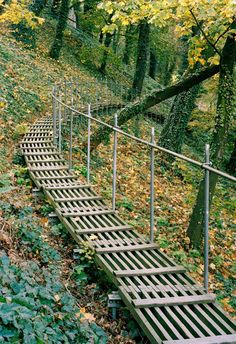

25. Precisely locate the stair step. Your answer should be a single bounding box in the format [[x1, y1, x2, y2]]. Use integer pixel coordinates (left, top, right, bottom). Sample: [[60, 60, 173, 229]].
[[97, 243, 157, 254], [55, 195, 102, 202], [133, 294, 215, 309], [114, 265, 186, 277], [163, 334, 236, 344]]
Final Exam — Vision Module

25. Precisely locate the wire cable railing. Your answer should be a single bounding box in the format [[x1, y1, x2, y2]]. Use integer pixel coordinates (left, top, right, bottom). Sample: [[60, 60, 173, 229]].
[[52, 81, 236, 293]]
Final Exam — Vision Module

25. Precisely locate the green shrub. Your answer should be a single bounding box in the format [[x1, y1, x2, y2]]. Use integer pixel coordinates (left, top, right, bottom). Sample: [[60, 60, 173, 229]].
[[0, 255, 107, 343]]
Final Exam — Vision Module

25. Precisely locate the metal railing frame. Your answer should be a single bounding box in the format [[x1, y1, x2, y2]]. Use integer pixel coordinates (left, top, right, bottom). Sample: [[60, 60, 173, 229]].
[[52, 82, 236, 292]]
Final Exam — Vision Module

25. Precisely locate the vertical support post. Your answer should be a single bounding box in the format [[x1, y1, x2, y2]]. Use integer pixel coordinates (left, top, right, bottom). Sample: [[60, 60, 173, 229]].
[[53, 86, 57, 145], [105, 77, 108, 115], [87, 104, 91, 184], [69, 92, 74, 171], [58, 93, 62, 154], [150, 127, 155, 243], [112, 114, 118, 211], [64, 80, 67, 120], [204, 144, 210, 292]]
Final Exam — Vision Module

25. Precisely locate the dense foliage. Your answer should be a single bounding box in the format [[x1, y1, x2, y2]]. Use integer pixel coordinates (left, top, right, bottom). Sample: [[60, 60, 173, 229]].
[[0, 202, 108, 343]]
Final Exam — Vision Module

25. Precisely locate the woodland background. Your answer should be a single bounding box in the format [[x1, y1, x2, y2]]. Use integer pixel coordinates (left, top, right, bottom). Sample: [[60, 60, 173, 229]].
[[0, 0, 235, 342]]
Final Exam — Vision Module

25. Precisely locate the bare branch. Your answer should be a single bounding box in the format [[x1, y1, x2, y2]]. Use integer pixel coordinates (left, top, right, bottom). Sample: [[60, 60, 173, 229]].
[[190, 9, 222, 57], [213, 23, 232, 46]]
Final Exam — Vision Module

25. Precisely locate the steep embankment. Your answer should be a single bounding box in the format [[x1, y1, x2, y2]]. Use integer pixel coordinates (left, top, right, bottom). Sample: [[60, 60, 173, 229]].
[[0, 25, 140, 343]]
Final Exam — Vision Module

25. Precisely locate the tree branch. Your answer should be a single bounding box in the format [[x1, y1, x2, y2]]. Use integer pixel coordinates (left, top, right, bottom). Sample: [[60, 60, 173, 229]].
[[213, 22, 233, 46], [189, 9, 222, 57], [90, 64, 220, 150]]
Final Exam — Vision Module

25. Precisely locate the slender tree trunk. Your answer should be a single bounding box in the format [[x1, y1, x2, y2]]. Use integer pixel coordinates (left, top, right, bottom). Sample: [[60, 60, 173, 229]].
[[158, 84, 201, 156], [112, 28, 120, 53], [123, 25, 135, 65], [149, 48, 157, 80], [0, 0, 6, 14], [49, 0, 69, 60], [30, 0, 47, 16], [187, 23, 236, 247], [163, 59, 176, 86], [129, 22, 150, 100], [226, 139, 236, 175], [99, 31, 104, 44], [89, 65, 219, 151], [51, 0, 60, 15], [73, 2, 81, 29], [99, 32, 113, 74]]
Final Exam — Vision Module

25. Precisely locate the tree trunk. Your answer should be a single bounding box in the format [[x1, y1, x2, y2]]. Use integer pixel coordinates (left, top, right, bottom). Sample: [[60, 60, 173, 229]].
[[158, 84, 201, 157], [49, 0, 69, 60], [128, 22, 150, 100], [149, 48, 157, 80], [226, 139, 236, 175], [0, 0, 6, 14], [98, 32, 113, 74], [187, 23, 236, 247], [30, 0, 47, 16], [112, 28, 120, 53], [99, 31, 104, 44], [123, 25, 135, 65], [89, 64, 219, 151], [51, 0, 61, 16], [163, 59, 176, 86]]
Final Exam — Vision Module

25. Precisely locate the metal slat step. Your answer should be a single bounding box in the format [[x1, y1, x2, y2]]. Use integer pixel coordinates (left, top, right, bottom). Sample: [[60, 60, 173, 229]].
[[27, 158, 65, 163], [36, 175, 76, 180], [21, 143, 55, 147], [121, 284, 204, 294], [55, 195, 102, 202], [22, 140, 52, 144], [133, 294, 215, 309], [76, 225, 132, 234], [44, 184, 90, 190], [25, 134, 52, 138], [30, 166, 68, 172], [63, 209, 114, 217], [163, 334, 236, 344], [114, 265, 186, 277], [96, 243, 157, 254], [24, 152, 60, 156]]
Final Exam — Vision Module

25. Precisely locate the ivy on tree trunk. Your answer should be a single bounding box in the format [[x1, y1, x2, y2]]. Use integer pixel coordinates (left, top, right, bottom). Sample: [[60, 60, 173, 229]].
[[149, 48, 157, 80], [123, 25, 136, 65], [187, 21, 236, 247], [158, 84, 201, 158], [49, 0, 70, 60], [98, 32, 113, 74], [226, 139, 236, 175], [129, 21, 150, 100]]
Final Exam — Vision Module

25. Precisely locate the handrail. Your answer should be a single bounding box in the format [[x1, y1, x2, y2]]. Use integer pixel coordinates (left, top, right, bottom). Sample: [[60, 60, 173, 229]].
[[52, 90, 236, 183], [52, 81, 235, 292]]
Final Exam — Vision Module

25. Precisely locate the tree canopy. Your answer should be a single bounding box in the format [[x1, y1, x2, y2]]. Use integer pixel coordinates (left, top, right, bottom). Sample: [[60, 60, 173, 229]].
[[98, 0, 235, 65]]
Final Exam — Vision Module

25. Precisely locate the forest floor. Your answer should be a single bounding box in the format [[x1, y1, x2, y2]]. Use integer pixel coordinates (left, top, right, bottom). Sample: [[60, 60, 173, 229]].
[[0, 19, 235, 343]]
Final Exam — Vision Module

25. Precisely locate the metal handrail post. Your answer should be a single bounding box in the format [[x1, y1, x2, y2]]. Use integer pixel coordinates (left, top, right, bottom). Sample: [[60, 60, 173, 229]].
[[204, 144, 210, 292], [112, 114, 118, 211], [87, 104, 91, 184], [58, 94, 62, 154], [53, 86, 57, 145], [64, 80, 67, 120], [150, 127, 155, 243], [69, 95, 74, 171]]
